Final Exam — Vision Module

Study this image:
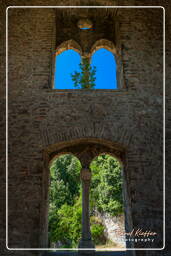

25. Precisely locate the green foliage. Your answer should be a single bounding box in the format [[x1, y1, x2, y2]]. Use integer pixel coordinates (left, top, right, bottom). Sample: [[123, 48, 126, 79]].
[[90, 155, 123, 216], [71, 58, 96, 89], [91, 223, 105, 245], [48, 155, 82, 247], [48, 198, 82, 247], [49, 154, 81, 208], [90, 216, 106, 245], [48, 154, 123, 247]]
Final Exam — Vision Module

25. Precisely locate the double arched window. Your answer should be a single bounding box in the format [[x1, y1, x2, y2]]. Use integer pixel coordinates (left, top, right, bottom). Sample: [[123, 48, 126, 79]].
[[53, 40, 118, 89]]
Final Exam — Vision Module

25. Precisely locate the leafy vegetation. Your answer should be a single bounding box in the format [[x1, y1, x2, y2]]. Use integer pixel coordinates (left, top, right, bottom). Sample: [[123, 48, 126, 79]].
[[49, 155, 81, 208], [48, 154, 123, 247], [90, 217, 106, 245], [71, 58, 96, 89], [48, 155, 82, 247], [90, 155, 123, 216]]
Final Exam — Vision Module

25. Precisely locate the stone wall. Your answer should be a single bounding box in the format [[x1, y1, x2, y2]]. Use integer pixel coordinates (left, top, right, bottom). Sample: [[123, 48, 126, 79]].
[[1, 0, 170, 256], [94, 212, 126, 248]]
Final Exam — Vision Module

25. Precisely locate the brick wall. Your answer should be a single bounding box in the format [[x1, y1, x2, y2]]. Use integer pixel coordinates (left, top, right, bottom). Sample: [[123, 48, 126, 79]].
[[1, 1, 170, 256]]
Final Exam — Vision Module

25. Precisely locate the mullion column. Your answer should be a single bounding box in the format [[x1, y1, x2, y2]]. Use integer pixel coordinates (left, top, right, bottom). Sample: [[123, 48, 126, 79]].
[[78, 168, 95, 250]]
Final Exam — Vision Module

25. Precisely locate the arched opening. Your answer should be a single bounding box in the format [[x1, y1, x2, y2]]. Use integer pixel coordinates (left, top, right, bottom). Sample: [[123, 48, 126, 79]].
[[53, 49, 81, 89], [42, 138, 132, 249], [47, 153, 126, 249], [77, 18, 93, 30], [89, 154, 126, 249], [52, 39, 123, 90], [91, 48, 117, 89], [48, 154, 82, 248]]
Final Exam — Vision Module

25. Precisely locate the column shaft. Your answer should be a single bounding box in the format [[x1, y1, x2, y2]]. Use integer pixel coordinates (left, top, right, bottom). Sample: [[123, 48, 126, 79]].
[[78, 169, 95, 249]]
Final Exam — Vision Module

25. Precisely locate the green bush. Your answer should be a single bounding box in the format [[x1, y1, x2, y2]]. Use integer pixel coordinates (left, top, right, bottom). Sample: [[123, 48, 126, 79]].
[[91, 223, 106, 245], [49, 154, 81, 209], [90, 155, 123, 216], [48, 197, 82, 248], [71, 58, 96, 89]]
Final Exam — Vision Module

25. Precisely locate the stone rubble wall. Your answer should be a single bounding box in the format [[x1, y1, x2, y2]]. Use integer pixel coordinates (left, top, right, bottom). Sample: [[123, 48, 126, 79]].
[[0, 1, 170, 256], [95, 211, 126, 248]]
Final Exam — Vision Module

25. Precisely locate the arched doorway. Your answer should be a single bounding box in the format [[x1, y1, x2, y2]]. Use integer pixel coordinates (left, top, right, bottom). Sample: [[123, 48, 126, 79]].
[[41, 138, 132, 250]]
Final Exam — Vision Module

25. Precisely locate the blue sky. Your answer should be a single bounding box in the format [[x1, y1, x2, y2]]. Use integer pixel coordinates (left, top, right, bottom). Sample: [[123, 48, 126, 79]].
[[54, 48, 117, 89]]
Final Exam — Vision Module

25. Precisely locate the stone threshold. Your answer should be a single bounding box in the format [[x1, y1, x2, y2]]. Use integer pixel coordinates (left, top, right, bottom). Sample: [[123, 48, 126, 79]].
[[42, 251, 126, 256]]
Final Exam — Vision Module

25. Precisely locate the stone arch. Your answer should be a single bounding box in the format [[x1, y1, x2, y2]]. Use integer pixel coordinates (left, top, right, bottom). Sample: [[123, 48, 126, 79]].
[[89, 39, 125, 89], [51, 39, 82, 89], [40, 122, 134, 151], [90, 39, 117, 56], [44, 137, 126, 168], [48, 151, 81, 169], [55, 39, 82, 56], [40, 137, 133, 248], [89, 151, 124, 169]]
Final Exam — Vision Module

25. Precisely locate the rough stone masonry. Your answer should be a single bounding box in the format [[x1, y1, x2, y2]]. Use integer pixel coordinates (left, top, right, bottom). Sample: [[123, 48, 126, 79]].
[[0, 0, 171, 256]]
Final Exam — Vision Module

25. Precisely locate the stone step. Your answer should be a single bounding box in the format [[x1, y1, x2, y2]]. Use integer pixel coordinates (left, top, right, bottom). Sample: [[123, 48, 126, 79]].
[[42, 251, 126, 256]]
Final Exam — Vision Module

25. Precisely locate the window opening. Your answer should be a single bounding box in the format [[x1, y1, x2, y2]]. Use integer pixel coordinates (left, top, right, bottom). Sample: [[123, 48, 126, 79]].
[[53, 48, 117, 89], [48, 154, 82, 248], [89, 154, 126, 249], [54, 49, 81, 89], [48, 153, 126, 249], [91, 48, 117, 89], [77, 18, 93, 29]]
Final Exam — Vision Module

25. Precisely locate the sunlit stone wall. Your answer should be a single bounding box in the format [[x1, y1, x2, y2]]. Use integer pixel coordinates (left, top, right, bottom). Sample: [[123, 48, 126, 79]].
[[0, 1, 170, 256]]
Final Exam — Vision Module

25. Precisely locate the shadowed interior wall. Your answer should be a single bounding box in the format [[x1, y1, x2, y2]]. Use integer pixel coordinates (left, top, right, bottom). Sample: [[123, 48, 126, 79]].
[[1, 1, 170, 256]]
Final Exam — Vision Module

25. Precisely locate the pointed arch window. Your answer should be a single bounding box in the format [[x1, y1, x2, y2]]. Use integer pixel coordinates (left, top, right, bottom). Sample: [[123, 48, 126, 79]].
[[91, 48, 117, 89], [53, 49, 81, 89]]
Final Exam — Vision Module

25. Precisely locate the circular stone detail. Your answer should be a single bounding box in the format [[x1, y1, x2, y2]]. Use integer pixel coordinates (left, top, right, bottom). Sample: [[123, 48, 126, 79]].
[[77, 19, 93, 29]]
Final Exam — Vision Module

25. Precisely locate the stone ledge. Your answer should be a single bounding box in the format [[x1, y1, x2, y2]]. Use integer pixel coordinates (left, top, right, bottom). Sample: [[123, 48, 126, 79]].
[[42, 251, 126, 256]]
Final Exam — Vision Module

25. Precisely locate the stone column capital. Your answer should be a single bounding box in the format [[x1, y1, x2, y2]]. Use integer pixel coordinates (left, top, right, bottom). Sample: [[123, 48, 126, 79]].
[[80, 169, 91, 181]]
